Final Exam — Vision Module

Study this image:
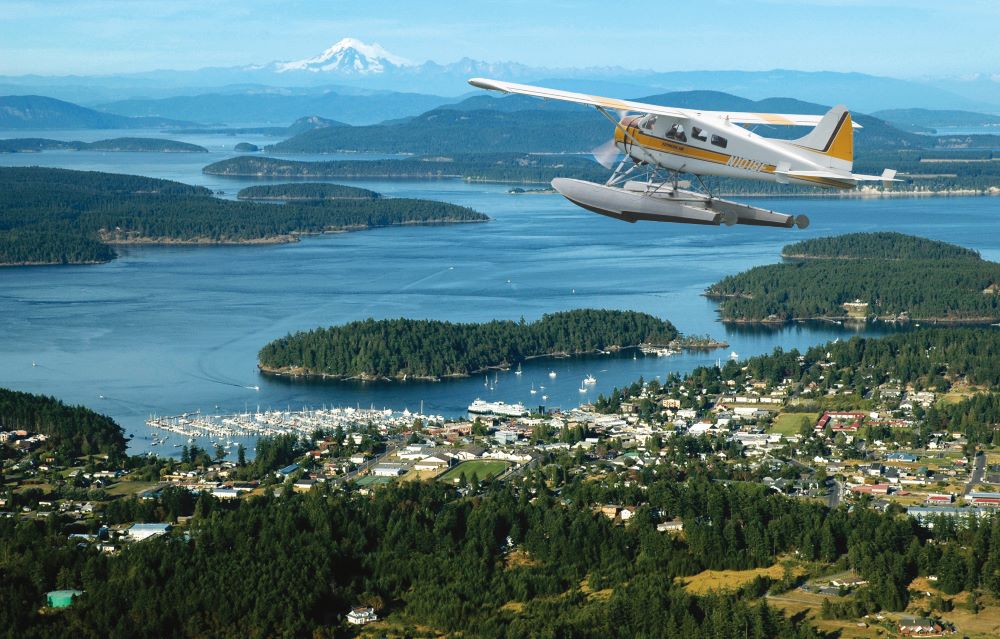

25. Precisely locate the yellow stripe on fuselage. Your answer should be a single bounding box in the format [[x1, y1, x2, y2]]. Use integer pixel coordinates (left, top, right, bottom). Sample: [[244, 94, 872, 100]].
[[616, 126, 854, 189]]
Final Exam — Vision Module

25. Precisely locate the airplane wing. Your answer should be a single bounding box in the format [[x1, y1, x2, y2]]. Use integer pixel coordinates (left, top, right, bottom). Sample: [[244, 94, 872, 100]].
[[468, 78, 863, 129], [468, 78, 687, 119]]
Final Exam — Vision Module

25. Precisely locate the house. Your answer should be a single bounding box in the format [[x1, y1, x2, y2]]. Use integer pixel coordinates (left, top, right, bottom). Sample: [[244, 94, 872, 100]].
[[494, 430, 518, 445], [346, 606, 378, 625], [898, 616, 942, 636], [926, 493, 953, 504], [349, 454, 369, 465], [293, 479, 317, 493], [886, 452, 918, 463], [815, 411, 865, 432], [966, 491, 1000, 507], [276, 464, 299, 478], [657, 518, 684, 533], [127, 523, 170, 542], [414, 456, 450, 472]]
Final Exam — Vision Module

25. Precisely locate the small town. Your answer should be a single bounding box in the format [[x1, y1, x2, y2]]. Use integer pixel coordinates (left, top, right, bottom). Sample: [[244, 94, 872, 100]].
[[5, 337, 999, 637]]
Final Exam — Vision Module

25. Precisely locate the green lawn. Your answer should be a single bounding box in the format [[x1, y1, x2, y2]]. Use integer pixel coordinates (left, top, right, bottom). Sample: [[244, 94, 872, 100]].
[[439, 460, 510, 483], [770, 412, 819, 436]]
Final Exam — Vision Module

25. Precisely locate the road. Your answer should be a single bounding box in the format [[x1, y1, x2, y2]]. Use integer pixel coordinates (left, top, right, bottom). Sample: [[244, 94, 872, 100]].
[[827, 479, 843, 510], [965, 451, 986, 496]]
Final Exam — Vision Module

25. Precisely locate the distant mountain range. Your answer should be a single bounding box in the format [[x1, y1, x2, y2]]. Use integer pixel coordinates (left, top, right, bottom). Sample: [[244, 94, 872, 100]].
[[267, 91, 928, 155], [1, 38, 999, 115], [0, 95, 192, 129], [96, 88, 456, 126], [872, 108, 1000, 132]]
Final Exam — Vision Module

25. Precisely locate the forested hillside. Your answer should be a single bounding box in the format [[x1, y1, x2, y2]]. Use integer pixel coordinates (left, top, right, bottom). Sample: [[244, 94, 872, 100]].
[[203, 153, 608, 184], [236, 182, 380, 201], [707, 233, 1000, 322], [7, 472, 1000, 638], [0, 167, 487, 265], [258, 309, 679, 379], [0, 137, 207, 153], [0, 388, 125, 458], [781, 232, 981, 260]]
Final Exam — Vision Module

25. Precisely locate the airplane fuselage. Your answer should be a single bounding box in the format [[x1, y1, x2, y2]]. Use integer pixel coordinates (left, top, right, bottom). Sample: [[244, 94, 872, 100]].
[[614, 114, 855, 189]]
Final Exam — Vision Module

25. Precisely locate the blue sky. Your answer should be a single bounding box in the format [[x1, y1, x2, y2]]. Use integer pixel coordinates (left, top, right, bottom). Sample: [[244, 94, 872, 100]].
[[1, 0, 996, 77]]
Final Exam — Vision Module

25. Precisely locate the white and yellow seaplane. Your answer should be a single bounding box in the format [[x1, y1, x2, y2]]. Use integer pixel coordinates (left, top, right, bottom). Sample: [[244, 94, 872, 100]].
[[469, 78, 898, 229]]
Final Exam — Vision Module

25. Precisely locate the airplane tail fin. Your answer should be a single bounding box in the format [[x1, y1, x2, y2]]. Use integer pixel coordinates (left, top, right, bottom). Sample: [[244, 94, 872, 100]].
[[787, 105, 854, 172]]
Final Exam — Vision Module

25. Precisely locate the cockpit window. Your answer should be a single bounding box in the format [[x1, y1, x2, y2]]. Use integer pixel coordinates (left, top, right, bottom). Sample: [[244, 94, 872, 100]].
[[665, 123, 687, 143], [641, 115, 658, 130], [711, 134, 728, 148], [691, 126, 708, 142]]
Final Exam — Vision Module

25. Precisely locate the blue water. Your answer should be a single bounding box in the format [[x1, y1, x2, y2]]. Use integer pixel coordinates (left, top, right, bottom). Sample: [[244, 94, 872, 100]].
[[3, 131, 1000, 455]]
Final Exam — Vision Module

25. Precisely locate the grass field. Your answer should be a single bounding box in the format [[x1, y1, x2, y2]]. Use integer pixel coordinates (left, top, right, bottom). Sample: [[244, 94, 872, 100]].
[[678, 563, 807, 595], [770, 413, 818, 436], [439, 460, 510, 483]]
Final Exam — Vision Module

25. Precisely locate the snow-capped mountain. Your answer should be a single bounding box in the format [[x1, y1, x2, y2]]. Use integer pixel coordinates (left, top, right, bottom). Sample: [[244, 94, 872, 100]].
[[274, 38, 413, 75]]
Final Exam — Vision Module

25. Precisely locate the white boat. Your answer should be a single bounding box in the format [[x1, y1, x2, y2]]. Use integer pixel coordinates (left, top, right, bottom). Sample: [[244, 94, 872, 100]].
[[515, 364, 522, 376], [548, 371, 557, 378], [541, 395, 548, 401], [578, 387, 587, 393], [583, 374, 597, 385], [530, 384, 537, 395], [467, 399, 529, 417], [729, 351, 739, 361]]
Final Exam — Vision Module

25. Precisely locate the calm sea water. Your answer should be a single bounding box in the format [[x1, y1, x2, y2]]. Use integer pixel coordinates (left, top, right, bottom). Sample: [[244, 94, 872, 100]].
[[3, 129, 1000, 455]]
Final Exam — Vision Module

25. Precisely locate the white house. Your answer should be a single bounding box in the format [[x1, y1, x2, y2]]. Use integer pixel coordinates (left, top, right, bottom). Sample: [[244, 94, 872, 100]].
[[127, 523, 170, 542], [347, 607, 377, 625]]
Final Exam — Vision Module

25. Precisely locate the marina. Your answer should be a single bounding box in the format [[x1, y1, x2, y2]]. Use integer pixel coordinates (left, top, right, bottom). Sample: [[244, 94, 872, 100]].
[[146, 406, 444, 440]]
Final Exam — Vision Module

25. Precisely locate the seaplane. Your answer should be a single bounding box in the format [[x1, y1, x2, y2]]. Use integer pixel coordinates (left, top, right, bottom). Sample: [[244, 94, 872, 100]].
[[469, 78, 898, 229]]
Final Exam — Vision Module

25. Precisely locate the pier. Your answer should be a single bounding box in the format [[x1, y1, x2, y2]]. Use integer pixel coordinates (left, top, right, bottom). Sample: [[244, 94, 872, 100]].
[[146, 406, 444, 440]]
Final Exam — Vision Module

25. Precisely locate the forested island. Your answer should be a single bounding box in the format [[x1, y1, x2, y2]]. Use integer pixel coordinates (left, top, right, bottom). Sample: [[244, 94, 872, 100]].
[[203, 154, 608, 184], [706, 233, 1000, 323], [236, 182, 381, 201], [0, 167, 488, 265], [257, 309, 679, 380], [0, 137, 208, 153]]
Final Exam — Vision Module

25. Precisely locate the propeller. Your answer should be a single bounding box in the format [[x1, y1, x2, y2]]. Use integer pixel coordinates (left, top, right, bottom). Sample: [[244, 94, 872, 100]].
[[591, 109, 631, 169], [591, 138, 620, 170]]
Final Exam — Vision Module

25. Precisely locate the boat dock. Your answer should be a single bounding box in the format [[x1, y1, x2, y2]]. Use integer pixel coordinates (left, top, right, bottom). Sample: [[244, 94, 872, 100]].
[[146, 406, 443, 440]]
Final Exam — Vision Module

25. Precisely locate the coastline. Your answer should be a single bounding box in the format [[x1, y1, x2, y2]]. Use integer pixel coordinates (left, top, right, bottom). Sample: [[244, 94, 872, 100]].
[[257, 338, 728, 383]]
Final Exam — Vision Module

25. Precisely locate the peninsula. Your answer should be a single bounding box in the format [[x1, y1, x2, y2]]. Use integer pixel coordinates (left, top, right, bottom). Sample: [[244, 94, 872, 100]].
[[706, 232, 1000, 323], [257, 309, 679, 380], [0, 137, 208, 153], [203, 154, 608, 184], [0, 167, 488, 266]]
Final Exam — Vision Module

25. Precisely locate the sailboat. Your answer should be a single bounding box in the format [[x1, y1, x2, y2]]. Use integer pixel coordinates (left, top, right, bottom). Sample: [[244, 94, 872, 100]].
[[530, 383, 537, 395], [484, 374, 489, 387], [515, 364, 522, 376]]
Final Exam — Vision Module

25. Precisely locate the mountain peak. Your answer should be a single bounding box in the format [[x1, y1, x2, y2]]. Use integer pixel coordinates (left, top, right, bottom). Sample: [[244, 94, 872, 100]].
[[274, 38, 412, 74]]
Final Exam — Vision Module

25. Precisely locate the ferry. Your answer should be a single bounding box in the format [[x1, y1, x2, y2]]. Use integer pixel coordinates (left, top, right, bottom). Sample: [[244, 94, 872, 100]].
[[467, 399, 529, 417]]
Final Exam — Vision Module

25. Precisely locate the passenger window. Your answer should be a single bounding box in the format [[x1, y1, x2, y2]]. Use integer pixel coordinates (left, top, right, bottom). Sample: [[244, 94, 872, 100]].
[[711, 134, 728, 148], [692, 126, 708, 142], [666, 124, 687, 142], [641, 115, 658, 130]]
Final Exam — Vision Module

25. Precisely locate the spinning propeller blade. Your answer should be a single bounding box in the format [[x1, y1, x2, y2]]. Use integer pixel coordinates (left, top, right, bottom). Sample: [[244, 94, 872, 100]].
[[591, 138, 620, 170]]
